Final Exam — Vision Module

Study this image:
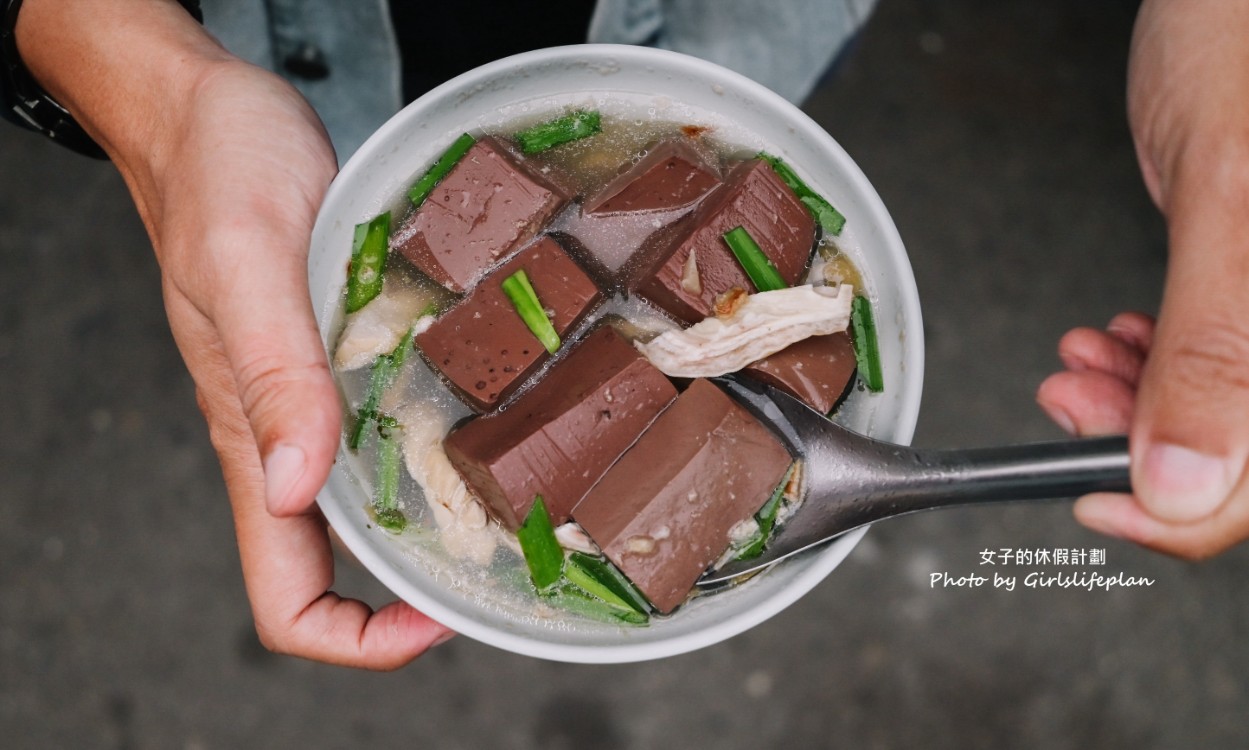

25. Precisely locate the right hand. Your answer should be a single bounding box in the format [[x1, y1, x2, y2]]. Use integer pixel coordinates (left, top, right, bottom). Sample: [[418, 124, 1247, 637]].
[[1035, 0, 1249, 562]]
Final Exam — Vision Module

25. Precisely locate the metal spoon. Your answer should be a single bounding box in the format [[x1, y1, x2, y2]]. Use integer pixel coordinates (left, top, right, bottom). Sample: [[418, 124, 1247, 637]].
[[697, 378, 1131, 586]]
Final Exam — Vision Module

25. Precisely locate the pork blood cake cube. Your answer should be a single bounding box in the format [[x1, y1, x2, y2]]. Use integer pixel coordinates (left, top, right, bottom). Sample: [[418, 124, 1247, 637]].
[[393, 136, 570, 292], [627, 159, 816, 324], [583, 138, 721, 215], [554, 138, 722, 285], [415, 236, 601, 412], [572, 378, 792, 613], [444, 325, 678, 530], [742, 331, 857, 414]]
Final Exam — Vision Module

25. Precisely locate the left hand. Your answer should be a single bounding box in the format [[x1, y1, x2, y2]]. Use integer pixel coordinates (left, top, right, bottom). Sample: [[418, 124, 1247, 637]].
[[16, 0, 453, 667], [147, 61, 456, 667]]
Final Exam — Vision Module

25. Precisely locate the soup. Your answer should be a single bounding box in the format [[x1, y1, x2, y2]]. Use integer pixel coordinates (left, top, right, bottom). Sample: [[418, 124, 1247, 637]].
[[332, 105, 878, 625]]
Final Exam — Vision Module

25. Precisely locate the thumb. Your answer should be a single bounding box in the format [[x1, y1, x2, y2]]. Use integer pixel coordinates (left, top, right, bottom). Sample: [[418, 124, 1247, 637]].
[[212, 235, 342, 518], [1130, 161, 1249, 525]]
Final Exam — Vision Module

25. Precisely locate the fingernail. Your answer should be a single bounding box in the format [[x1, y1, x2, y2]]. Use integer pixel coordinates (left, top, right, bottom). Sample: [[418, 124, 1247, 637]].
[[432, 630, 456, 648], [263, 443, 307, 515], [1059, 352, 1089, 373], [1138, 443, 1233, 522], [1105, 324, 1140, 348], [1040, 402, 1077, 435], [1072, 495, 1129, 540]]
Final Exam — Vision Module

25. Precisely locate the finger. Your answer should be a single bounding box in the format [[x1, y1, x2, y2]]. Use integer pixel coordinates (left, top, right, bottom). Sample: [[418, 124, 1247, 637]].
[[191, 351, 452, 668], [1056, 326, 1147, 384], [237, 470, 453, 669], [1036, 370, 1136, 436], [281, 595, 455, 670], [169, 252, 341, 518], [202, 218, 343, 518], [1075, 490, 1249, 560], [1105, 311, 1155, 354], [1129, 158, 1249, 525], [161, 79, 342, 518], [178, 148, 344, 515]]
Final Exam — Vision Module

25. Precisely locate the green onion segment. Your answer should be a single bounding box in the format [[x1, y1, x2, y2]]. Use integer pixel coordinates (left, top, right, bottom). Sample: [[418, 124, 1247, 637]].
[[851, 295, 884, 393], [372, 420, 406, 533], [733, 462, 797, 561], [408, 133, 477, 207], [346, 212, 391, 313], [349, 327, 414, 451], [544, 586, 649, 625], [759, 152, 846, 236], [501, 269, 561, 353], [518, 496, 564, 590], [514, 110, 602, 154], [566, 552, 651, 615], [723, 226, 787, 293]]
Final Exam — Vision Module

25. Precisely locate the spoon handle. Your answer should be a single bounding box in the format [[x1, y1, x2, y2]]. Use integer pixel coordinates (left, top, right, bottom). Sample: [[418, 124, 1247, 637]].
[[885, 435, 1131, 512]]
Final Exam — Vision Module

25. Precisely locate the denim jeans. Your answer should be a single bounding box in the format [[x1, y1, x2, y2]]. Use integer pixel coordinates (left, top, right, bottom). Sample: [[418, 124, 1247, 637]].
[[201, 0, 402, 164], [588, 0, 877, 105], [201, 0, 876, 162]]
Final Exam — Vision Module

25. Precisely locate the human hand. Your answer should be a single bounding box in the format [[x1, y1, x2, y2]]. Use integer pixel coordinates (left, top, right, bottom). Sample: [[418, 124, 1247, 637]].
[[153, 59, 454, 667], [1035, 0, 1249, 559], [17, 0, 452, 666]]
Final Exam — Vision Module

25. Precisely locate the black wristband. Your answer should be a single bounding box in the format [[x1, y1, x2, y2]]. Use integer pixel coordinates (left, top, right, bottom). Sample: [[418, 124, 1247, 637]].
[[1, 0, 204, 159]]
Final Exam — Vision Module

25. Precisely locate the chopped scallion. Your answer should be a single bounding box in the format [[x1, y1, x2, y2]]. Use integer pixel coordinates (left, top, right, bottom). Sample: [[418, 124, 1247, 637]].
[[799, 195, 846, 236], [517, 496, 564, 590], [514, 110, 602, 154], [734, 462, 796, 561], [850, 295, 884, 392], [408, 133, 477, 207], [723, 226, 787, 293], [759, 152, 847, 236], [566, 552, 651, 615], [349, 327, 414, 451], [346, 212, 390, 313], [372, 421, 406, 533], [501, 269, 561, 353], [544, 585, 649, 625]]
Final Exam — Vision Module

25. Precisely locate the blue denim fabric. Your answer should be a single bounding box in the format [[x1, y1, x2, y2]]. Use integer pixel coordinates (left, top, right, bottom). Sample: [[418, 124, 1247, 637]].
[[201, 0, 401, 164], [200, 0, 874, 162], [587, 0, 878, 105]]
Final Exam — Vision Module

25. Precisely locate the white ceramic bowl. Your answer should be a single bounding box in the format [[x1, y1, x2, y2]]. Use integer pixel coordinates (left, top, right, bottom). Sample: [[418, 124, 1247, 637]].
[[310, 44, 923, 663]]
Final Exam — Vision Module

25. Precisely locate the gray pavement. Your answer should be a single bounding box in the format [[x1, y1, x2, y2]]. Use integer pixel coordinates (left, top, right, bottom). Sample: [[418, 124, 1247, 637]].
[[3, 1, 1246, 748]]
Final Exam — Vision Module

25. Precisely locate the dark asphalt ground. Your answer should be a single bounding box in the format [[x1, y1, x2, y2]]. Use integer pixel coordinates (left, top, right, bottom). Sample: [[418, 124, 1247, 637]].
[[4, 1, 1246, 748]]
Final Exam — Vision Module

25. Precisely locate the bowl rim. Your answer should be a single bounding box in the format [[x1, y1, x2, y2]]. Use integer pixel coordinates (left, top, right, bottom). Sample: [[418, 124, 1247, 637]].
[[312, 43, 924, 663]]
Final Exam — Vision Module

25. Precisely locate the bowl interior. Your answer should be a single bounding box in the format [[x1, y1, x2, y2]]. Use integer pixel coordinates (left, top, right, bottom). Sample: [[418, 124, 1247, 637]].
[[310, 44, 923, 663]]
